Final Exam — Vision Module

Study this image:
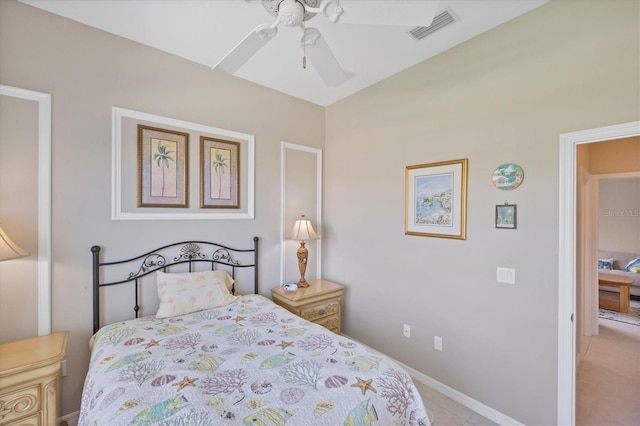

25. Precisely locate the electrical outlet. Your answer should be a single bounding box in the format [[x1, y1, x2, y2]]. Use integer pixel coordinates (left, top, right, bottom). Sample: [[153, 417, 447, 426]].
[[403, 324, 411, 338], [434, 336, 443, 351], [61, 359, 67, 377]]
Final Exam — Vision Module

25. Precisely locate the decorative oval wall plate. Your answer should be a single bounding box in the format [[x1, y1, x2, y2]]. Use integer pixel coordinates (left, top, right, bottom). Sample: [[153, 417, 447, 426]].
[[492, 163, 524, 190]]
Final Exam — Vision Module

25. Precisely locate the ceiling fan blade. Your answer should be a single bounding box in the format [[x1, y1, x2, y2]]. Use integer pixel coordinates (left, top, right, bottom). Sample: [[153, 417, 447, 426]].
[[213, 25, 277, 74], [302, 28, 348, 87], [329, 0, 440, 27]]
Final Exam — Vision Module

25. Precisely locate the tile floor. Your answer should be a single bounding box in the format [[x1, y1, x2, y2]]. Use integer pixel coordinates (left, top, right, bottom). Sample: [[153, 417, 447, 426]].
[[576, 317, 640, 425], [414, 381, 498, 426]]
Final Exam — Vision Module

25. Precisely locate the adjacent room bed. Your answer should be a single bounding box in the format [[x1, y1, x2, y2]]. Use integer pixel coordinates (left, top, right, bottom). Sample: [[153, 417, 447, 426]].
[[79, 237, 431, 425]]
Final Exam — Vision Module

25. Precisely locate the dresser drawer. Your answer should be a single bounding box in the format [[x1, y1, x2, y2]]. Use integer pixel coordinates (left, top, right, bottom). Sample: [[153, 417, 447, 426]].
[[300, 300, 340, 322], [0, 385, 40, 425]]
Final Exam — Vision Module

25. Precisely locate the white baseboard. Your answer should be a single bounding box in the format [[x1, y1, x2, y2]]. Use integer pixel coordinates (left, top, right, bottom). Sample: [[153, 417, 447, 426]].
[[397, 361, 523, 426], [60, 410, 79, 426], [340, 332, 522, 426]]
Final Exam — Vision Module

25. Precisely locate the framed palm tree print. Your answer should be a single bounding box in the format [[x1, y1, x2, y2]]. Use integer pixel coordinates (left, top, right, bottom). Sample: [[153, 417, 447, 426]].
[[137, 125, 189, 207], [200, 137, 240, 208]]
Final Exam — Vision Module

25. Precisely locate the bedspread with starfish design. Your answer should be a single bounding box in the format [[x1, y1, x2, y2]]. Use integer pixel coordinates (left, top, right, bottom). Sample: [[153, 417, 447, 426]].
[[79, 294, 430, 426]]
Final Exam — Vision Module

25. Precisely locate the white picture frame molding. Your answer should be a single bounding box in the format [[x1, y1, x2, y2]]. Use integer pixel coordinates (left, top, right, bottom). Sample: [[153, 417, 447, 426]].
[[0, 85, 52, 336], [280, 142, 323, 284], [112, 107, 255, 220]]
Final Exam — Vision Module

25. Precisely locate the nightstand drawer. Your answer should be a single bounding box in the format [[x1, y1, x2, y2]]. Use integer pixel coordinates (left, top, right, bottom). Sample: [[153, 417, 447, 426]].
[[0, 332, 67, 426], [314, 314, 340, 333], [5, 412, 40, 426], [270, 280, 344, 333], [300, 300, 340, 322], [0, 384, 40, 425]]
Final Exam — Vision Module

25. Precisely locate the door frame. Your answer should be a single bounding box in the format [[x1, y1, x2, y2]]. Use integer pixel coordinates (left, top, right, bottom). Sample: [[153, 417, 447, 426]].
[[557, 120, 640, 425], [581, 169, 599, 338]]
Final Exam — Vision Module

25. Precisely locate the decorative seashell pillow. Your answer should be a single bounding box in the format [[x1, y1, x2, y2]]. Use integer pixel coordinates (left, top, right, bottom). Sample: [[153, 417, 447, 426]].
[[624, 258, 640, 273], [155, 270, 238, 318]]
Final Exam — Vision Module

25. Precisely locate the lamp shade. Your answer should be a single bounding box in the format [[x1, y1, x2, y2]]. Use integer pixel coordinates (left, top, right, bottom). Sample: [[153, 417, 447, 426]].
[[0, 225, 28, 261], [289, 215, 319, 241]]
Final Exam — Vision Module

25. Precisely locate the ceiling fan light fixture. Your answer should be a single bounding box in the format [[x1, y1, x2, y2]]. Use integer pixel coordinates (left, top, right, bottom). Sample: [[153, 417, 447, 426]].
[[256, 24, 278, 39], [300, 27, 320, 46], [262, 0, 321, 24], [278, 0, 305, 26]]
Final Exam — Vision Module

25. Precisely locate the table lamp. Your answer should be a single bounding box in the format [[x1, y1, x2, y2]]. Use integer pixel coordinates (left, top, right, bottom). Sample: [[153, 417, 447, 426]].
[[0, 224, 28, 262], [289, 214, 319, 288]]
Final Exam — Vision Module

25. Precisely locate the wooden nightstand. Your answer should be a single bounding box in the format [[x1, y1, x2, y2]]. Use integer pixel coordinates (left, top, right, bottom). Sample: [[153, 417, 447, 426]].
[[0, 331, 68, 426], [271, 279, 344, 333]]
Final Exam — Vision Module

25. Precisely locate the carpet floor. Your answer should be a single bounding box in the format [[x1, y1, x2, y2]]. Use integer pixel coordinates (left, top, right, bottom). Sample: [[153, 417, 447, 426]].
[[598, 299, 640, 326]]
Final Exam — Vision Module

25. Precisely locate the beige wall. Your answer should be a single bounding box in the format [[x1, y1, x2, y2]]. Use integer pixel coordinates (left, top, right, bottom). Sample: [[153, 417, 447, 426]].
[[324, 0, 639, 424], [588, 136, 640, 175], [580, 136, 640, 253], [599, 178, 640, 253], [0, 0, 324, 415]]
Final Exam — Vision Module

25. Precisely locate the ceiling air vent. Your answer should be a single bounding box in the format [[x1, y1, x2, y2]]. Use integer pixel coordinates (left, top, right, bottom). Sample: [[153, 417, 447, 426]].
[[409, 10, 457, 40]]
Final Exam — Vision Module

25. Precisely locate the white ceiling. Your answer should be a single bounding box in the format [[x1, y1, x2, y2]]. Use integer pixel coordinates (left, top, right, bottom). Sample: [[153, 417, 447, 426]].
[[20, 0, 549, 106]]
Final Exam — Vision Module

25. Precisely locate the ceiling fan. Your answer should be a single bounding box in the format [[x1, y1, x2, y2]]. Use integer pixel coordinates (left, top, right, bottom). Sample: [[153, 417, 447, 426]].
[[213, 0, 439, 87]]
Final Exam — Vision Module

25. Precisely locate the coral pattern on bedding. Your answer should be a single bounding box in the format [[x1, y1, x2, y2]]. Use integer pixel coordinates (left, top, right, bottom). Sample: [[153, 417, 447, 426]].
[[79, 294, 430, 425]]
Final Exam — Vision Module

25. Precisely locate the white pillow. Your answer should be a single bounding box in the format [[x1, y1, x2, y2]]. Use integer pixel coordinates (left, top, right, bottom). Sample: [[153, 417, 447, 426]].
[[155, 270, 238, 318]]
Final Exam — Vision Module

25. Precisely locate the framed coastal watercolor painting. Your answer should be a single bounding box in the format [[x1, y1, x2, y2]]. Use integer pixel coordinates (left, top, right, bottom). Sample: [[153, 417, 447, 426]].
[[405, 158, 468, 239], [137, 125, 189, 208], [200, 137, 240, 208]]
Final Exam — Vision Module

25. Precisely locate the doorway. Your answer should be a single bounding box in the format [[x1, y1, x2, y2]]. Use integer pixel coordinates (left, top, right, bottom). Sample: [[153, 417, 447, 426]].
[[557, 121, 640, 425]]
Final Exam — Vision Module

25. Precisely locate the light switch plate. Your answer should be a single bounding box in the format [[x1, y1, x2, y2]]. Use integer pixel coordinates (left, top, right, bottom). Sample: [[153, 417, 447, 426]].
[[497, 267, 515, 284]]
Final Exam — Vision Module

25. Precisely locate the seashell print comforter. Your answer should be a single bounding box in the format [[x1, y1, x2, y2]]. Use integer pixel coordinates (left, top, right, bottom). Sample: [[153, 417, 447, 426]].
[[79, 294, 431, 425]]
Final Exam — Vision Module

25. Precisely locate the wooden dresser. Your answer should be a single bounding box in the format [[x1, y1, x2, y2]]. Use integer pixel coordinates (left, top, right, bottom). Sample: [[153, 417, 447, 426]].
[[0, 331, 68, 426], [271, 279, 344, 333]]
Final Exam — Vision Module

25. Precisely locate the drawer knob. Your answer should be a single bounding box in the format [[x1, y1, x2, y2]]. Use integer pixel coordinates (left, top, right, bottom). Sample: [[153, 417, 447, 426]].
[[318, 309, 325, 315]]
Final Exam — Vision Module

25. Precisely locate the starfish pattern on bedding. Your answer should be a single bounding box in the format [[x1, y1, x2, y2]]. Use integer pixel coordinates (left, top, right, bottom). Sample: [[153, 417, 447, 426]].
[[144, 339, 161, 349], [351, 377, 377, 395], [278, 341, 294, 349], [173, 376, 198, 391]]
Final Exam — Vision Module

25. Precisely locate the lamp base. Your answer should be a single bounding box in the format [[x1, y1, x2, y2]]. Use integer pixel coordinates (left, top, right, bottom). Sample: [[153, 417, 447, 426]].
[[296, 241, 310, 288], [296, 277, 310, 288]]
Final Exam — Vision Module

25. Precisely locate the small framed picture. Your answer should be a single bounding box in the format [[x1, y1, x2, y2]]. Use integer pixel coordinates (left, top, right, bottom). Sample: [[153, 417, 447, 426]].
[[138, 125, 189, 208], [496, 204, 517, 229], [200, 136, 240, 208]]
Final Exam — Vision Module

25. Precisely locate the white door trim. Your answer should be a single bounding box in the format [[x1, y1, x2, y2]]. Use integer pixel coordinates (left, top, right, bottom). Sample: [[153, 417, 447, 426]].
[[558, 121, 640, 425], [583, 171, 599, 337]]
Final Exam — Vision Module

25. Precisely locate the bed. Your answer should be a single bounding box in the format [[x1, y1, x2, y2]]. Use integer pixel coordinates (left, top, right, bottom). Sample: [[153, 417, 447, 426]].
[[80, 238, 431, 425]]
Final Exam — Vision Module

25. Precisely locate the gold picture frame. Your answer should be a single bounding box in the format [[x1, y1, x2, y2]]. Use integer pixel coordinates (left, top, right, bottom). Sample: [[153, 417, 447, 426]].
[[200, 137, 240, 209], [137, 125, 189, 208], [405, 158, 468, 239]]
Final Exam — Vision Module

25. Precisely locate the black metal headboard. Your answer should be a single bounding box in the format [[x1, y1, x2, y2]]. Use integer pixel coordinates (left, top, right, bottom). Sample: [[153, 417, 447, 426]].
[[91, 237, 259, 333]]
